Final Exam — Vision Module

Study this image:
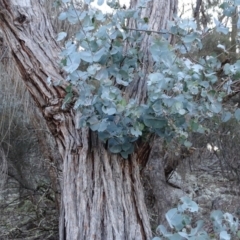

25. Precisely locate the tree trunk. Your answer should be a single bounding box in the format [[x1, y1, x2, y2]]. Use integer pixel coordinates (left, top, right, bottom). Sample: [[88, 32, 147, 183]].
[[231, 7, 238, 62], [0, 0, 177, 239]]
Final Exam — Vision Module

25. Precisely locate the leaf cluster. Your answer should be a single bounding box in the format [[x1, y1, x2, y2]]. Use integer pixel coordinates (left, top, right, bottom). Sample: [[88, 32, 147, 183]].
[[55, 0, 240, 157], [153, 196, 239, 240]]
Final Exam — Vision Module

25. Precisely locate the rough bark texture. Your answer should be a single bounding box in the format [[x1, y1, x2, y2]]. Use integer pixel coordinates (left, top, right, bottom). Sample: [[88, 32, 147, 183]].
[[0, 0, 177, 239], [127, 0, 178, 103], [0, 146, 7, 191], [142, 138, 174, 231], [142, 138, 189, 232], [231, 7, 238, 62]]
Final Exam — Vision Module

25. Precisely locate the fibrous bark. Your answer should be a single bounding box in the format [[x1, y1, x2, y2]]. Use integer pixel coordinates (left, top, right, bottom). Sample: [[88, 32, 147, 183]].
[[0, 0, 178, 239], [127, 0, 178, 103]]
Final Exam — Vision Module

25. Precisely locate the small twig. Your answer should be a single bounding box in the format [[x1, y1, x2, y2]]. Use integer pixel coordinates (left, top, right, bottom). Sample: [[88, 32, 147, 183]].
[[123, 27, 175, 35]]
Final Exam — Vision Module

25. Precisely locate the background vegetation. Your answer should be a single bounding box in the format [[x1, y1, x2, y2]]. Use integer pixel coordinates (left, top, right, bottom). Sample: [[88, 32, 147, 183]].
[[1, 0, 240, 239]]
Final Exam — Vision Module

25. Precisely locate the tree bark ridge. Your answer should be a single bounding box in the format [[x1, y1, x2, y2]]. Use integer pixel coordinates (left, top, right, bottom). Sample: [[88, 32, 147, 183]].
[[0, 0, 178, 239], [126, 0, 178, 103]]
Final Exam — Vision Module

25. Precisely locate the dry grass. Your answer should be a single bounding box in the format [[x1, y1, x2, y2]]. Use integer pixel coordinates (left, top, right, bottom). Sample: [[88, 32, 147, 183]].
[[0, 0, 66, 189], [0, 58, 32, 190], [0, 1, 66, 237]]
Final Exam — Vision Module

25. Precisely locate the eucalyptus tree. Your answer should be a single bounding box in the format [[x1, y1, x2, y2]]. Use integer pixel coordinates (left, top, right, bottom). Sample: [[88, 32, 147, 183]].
[[0, 0, 240, 239]]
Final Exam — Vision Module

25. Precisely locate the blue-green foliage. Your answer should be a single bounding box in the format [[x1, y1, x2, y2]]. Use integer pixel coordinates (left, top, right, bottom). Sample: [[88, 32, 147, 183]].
[[153, 196, 239, 240], [55, 0, 240, 157]]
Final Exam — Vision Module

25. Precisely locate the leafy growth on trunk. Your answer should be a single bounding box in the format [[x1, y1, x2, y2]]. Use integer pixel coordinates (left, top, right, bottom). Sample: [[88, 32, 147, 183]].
[[55, 0, 240, 158]]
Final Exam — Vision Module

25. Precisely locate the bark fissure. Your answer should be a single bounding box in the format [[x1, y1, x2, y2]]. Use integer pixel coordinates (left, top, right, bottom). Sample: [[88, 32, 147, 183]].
[[0, 0, 178, 239], [127, 0, 178, 103]]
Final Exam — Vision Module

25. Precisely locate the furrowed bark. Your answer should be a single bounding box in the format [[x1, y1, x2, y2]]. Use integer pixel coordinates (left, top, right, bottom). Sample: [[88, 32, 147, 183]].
[[0, 0, 177, 239], [127, 0, 178, 103]]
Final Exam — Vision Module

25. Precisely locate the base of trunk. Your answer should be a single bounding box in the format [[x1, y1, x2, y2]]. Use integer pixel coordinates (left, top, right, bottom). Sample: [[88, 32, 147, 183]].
[[60, 133, 152, 240]]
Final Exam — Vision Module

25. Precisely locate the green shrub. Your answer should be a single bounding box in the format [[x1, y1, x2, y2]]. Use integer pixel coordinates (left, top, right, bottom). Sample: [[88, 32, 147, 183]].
[[153, 196, 239, 240]]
